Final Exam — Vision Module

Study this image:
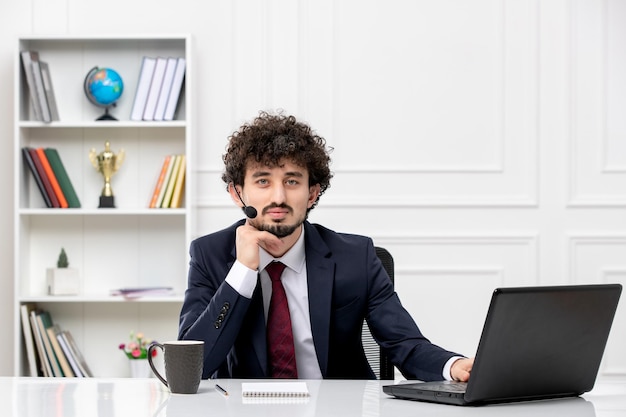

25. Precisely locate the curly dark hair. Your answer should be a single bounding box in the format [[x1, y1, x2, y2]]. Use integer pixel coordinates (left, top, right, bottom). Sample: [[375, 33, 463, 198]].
[[222, 111, 333, 210]]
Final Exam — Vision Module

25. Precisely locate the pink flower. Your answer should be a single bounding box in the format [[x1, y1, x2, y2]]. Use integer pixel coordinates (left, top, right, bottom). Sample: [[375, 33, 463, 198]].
[[119, 330, 155, 360]]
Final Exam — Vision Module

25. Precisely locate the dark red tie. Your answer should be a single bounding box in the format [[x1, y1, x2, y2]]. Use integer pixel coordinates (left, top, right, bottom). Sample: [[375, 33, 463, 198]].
[[266, 261, 298, 378]]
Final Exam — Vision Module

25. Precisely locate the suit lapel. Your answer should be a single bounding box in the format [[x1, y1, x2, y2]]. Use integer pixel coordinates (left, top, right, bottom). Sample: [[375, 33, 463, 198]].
[[304, 222, 334, 377], [248, 278, 268, 375]]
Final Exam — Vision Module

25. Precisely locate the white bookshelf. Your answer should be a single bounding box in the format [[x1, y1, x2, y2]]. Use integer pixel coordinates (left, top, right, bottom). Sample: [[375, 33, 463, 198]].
[[13, 35, 193, 377]]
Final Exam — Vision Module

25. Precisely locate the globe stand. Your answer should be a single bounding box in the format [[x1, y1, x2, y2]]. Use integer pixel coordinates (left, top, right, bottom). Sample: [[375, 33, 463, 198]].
[[96, 106, 118, 121]]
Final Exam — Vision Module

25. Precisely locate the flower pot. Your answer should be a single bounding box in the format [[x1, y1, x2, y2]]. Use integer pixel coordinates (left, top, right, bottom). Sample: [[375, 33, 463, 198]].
[[129, 359, 152, 378], [46, 267, 80, 295]]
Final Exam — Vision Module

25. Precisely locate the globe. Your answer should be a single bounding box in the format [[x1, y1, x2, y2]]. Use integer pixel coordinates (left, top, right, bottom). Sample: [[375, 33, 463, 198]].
[[83, 66, 124, 120]]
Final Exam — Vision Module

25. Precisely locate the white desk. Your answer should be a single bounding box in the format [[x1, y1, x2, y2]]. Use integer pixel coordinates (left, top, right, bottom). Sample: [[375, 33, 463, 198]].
[[1, 377, 625, 417]]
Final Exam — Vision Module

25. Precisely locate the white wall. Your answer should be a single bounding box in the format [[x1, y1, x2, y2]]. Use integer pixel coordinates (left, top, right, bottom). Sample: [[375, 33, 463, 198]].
[[1, 0, 625, 378]]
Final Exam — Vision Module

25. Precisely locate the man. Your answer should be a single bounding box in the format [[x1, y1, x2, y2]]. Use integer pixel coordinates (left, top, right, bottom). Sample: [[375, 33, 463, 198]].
[[178, 111, 473, 381]]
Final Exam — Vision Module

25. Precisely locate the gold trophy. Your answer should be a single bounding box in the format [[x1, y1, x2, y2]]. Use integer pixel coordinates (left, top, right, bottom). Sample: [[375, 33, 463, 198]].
[[89, 141, 125, 208]]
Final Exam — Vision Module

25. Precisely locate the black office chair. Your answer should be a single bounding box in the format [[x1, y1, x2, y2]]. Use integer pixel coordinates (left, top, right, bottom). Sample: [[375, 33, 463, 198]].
[[361, 246, 395, 380]]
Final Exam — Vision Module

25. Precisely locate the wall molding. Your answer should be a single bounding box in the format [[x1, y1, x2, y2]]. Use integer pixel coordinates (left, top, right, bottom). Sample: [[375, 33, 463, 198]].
[[568, 0, 626, 207], [567, 233, 626, 282]]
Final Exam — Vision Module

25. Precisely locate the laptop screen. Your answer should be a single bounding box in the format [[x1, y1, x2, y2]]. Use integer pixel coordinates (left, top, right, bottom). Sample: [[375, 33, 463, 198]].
[[464, 284, 622, 404]]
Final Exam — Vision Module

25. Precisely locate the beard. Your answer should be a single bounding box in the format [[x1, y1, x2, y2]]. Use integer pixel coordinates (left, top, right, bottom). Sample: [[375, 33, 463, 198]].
[[250, 204, 306, 238], [258, 222, 301, 238]]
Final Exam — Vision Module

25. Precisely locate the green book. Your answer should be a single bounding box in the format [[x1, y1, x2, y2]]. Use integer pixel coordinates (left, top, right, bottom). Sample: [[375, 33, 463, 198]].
[[36, 311, 64, 377], [44, 148, 81, 208]]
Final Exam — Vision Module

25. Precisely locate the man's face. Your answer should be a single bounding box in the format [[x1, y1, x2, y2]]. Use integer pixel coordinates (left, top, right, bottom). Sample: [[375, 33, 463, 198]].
[[241, 159, 320, 238]]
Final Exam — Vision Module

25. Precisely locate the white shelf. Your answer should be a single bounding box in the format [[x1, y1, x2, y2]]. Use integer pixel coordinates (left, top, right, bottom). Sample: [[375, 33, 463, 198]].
[[18, 120, 187, 128], [13, 35, 192, 378], [19, 208, 187, 216], [19, 295, 185, 303]]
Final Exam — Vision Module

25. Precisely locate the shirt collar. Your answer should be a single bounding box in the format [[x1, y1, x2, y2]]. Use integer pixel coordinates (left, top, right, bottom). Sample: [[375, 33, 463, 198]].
[[259, 225, 306, 273]]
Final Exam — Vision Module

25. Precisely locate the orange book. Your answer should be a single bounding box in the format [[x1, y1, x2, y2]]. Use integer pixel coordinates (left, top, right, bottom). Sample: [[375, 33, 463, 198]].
[[36, 147, 68, 208], [149, 155, 172, 208]]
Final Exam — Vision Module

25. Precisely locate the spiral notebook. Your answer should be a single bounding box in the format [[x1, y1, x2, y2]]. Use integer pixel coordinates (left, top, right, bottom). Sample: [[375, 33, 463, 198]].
[[241, 382, 310, 398]]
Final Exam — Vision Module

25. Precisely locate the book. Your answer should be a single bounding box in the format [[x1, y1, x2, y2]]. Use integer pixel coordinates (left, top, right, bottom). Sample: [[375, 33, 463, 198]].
[[47, 325, 75, 377], [62, 330, 93, 377], [169, 155, 186, 208], [241, 382, 310, 398], [28, 147, 60, 208], [20, 50, 43, 121], [30, 52, 52, 122], [36, 311, 64, 377], [153, 57, 178, 121], [149, 155, 172, 208], [39, 61, 60, 121], [161, 154, 182, 208], [20, 303, 40, 377], [155, 154, 177, 208], [163, 57, 186, 121], [110, 286, 175, 299], [36, 147, 68, 208], [130, 56, 157, 121], [56, 332, 83, 377], [22, 147, 52, 208], [44, 148, 81, 208], [143, 57, 168, 120], [29, 310, 51, 377]]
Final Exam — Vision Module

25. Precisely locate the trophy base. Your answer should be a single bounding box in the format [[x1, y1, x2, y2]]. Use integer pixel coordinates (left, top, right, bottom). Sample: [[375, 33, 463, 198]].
[[99, 196, 115, 208]]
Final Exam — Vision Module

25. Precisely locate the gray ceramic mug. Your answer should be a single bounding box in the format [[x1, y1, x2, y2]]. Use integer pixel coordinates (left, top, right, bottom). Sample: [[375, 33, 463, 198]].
[[148, 340, 204, 394]]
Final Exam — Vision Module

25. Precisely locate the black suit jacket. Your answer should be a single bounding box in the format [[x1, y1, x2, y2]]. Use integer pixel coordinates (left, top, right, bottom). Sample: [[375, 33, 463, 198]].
[[178, 220, 460, 380]]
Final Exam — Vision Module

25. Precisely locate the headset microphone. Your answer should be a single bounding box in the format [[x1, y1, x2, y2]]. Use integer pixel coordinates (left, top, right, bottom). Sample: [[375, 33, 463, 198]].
[[242, 205, 258, 219], [232, 184, 258, 219]]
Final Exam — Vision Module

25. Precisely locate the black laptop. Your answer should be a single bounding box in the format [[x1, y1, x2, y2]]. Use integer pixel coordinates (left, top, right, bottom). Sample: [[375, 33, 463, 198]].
[[383, 284, 622, 406]]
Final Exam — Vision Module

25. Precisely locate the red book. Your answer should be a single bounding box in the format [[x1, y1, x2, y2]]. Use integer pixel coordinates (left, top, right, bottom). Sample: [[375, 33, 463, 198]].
[[28, 148, 60, 208], [36, 147, 68, 208]]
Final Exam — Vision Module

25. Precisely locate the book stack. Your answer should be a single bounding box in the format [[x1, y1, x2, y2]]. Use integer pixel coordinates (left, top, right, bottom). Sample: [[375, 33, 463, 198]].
[[20, 303, 93, 377], [20, 50, 60, 122], [130, 56, 186, 121], [22, 147, 81, 208], [148, 154, 186, 208]]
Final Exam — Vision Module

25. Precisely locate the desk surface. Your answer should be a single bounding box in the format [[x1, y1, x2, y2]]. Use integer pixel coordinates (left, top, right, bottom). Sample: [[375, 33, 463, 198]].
[[1, 377, 625, 417]]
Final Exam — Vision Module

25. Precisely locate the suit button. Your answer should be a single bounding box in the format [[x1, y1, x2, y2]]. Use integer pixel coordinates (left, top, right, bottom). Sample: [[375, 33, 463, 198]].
[[217, 313, 225, 321], [214, 321, 221, 329]]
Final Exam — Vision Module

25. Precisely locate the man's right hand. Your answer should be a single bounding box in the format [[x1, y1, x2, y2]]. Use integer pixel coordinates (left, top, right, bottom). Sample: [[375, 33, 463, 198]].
[[450, 357, 474, 382], [235, 222, 285, 270]]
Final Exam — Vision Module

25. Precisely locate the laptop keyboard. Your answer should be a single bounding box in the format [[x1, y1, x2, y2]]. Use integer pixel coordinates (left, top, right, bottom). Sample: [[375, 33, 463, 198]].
[[424, 382, 467, 393]]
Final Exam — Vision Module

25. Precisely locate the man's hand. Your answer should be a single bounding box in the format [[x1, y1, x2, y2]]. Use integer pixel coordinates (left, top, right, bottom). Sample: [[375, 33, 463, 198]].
[[450, 357, 474, 382], [235, 223, 285, 270]]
